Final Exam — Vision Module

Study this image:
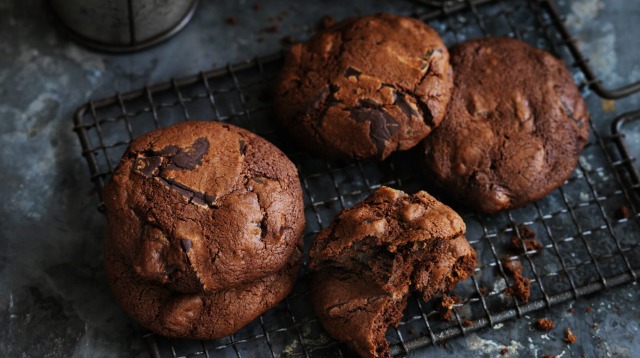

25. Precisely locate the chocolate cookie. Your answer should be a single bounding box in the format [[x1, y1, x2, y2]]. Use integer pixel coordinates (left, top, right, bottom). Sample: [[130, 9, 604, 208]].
[[423, 37, 590, 213], [274, 14, 453, 160], [103, 121, 305, 338], [105, 236, 301, 339], [309, 187, 476, 358]]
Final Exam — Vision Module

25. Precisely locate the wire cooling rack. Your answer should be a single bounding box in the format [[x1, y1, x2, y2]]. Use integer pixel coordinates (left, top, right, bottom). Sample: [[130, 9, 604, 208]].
[[73, 0, 640, 356]]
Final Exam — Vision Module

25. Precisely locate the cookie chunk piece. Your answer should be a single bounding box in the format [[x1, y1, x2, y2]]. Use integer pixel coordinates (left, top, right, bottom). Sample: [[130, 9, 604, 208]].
[[274, 13, 453, 160], [103, 121, 305, 338], [423, 37, 590, 213], [310, 187, 476, 358]]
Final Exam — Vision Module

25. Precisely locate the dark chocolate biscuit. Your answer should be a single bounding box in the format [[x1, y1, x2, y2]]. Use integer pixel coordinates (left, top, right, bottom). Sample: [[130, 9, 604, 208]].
[[103, 121, 305, 338], [274, 14, 453, 160], [310, 187, 476, 358], [105, 235, 301, 339], [423, 37, 590, 213]]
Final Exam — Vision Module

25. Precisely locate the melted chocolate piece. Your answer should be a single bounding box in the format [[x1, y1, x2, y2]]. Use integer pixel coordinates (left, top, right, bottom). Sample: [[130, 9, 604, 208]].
[[169, 138, 210, 170], [135, 156, 162, 178], [350, 106, 400, 154], [344, 66, 362, 78], [394, 92, 419, 119], [133, 138, 219, 205], [180, 239, 192, 253]]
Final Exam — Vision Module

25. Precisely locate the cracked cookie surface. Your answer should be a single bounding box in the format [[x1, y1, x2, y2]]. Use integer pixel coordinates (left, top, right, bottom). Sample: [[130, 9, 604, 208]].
[[309, 187, 476, 358], [423, 37, 590, 213], [103, 121, 305, 338], [274, 13, 453, 160]]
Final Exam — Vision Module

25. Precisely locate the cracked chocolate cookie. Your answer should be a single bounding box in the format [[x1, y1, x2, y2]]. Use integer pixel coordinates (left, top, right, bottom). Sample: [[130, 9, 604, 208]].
[[274, 14, 453, 160], [105, 235, 301, 339], [309, 187, 476, 358], [423, 37, 590, 213], [103, 121, 305, 338]]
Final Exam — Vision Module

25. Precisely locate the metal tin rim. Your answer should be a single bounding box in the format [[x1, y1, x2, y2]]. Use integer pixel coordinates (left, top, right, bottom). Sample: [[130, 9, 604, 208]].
[[49, 0, 199, 53]]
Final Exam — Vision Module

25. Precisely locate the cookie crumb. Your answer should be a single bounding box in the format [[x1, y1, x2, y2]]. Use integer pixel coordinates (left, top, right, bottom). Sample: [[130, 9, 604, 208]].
[[502, 256, 523, 276], [535, 318, 555, 331], [564, 327, 576, 344], [511, 236, 543, 253], [436, 294, 459, 321], [567, 307, 575, 314], [505, 276, 531, 302], [226, 16, 237, 25], [543, 355, 556, 358], [517, 225, 536, 239], [500, 348, 508, 355], [463, 320, 473, 327], [585, 306, 593, 313], [502, 256, 531, 302], [615, 205, 630, 220], [510, 225, 543, 253], [408, 327, 416, 335]]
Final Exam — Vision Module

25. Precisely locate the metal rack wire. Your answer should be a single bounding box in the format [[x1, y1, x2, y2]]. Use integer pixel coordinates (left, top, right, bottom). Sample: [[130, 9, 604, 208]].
[[73, 0, 640, 356]]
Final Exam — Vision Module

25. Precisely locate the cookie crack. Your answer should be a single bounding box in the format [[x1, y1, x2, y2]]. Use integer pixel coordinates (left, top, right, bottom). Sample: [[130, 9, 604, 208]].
[[396, 85, 435, 129]]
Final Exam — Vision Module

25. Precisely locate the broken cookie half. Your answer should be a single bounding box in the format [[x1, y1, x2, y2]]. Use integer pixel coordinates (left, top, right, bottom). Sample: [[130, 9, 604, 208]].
[[309, 186, 476, 358]]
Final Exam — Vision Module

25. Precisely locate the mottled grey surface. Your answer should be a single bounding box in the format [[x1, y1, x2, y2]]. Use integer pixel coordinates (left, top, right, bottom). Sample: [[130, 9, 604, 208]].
[[1, 0, 639, 357]]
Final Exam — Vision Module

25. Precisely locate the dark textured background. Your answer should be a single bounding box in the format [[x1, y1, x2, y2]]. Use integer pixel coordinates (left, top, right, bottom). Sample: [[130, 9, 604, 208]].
[[1, 0, 639, 357]]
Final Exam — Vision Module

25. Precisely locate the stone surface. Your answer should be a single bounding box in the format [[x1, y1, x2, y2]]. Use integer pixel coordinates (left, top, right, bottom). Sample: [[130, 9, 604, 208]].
[[1, 0, 640, 357]]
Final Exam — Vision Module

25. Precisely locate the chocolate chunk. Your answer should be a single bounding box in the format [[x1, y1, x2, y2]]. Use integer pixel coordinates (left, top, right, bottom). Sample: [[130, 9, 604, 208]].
[[135, 156, 162, 178], [205, 194, 217, 205], [170, 183, 194, 200], [350, 107, 400, 154], [191, 195, 206, 206], [344, 66, 361, 78], [394, 92, 419, 119], [180, 239, 192, 253], [239, 140, 247, 155], [170, 138, 210, 170], [158, 145, 179, 156]]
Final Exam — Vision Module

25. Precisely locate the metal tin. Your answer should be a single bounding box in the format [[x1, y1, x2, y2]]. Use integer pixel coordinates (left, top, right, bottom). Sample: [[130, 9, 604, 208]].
[[49, 0, 199, 53]]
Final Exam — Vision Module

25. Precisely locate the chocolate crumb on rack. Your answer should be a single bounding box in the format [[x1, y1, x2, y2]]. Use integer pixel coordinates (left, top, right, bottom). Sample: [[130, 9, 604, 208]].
[[615, 205, 630, 220], [535, 318, 555, 331], [502, 256, 531, 302], [585, 306, 593, 313], [436, 294, 460, 321], [511, 225, 543, 253], [564, 327, 577, 344]]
